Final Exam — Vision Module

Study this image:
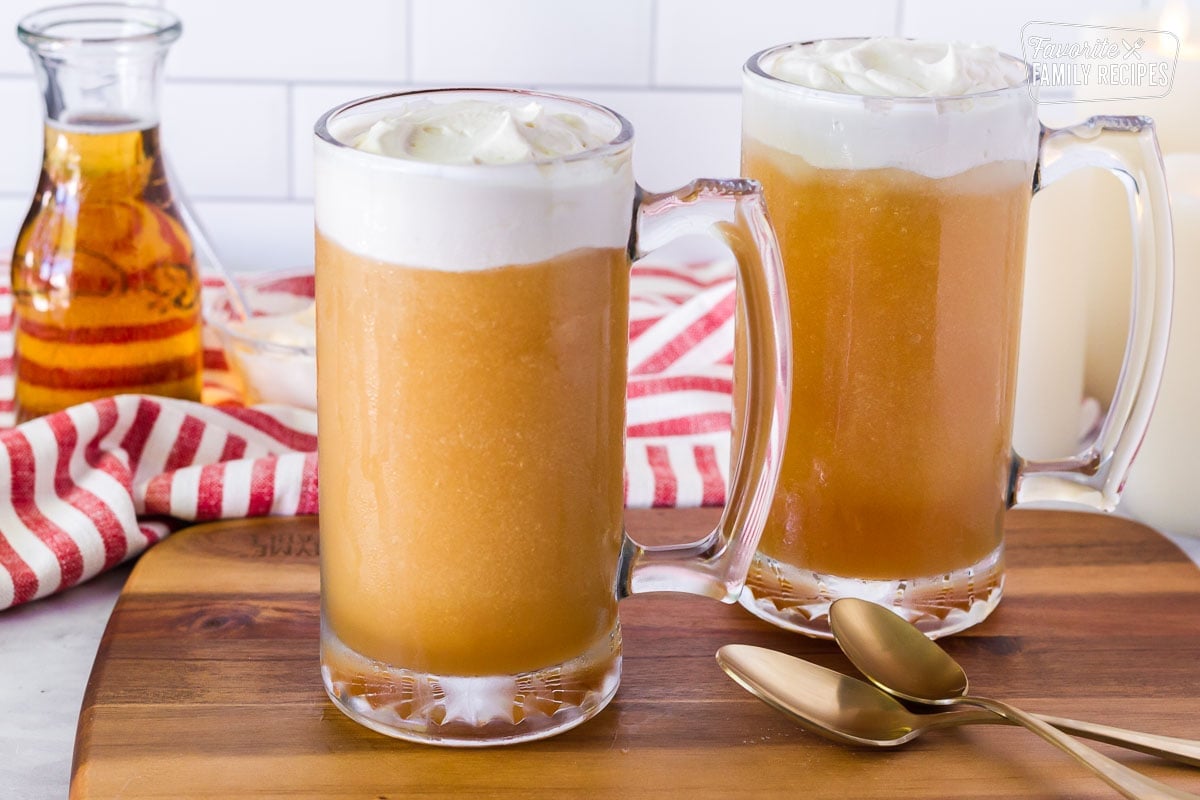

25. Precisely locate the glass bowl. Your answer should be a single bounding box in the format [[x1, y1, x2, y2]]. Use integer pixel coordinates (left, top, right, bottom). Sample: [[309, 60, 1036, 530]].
[[205, 269, 316, 410]]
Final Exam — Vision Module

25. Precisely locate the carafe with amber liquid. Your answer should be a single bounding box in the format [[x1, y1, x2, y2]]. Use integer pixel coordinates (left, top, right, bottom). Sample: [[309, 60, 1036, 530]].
[[12, 4, 201, 420]]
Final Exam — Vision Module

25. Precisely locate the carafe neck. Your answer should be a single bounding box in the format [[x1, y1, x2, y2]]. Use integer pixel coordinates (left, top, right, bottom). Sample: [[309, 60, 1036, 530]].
[[18, 4, 181, 130]]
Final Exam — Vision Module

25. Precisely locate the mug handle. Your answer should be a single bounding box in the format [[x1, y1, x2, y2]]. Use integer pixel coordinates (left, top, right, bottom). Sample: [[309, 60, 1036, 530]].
[[619, 179, 790, 603], [1013, 117, 1173, 510]]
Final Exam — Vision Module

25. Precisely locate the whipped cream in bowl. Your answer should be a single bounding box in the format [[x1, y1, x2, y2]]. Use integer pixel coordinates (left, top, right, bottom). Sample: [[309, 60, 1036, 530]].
[[205, 270, 317, 410]]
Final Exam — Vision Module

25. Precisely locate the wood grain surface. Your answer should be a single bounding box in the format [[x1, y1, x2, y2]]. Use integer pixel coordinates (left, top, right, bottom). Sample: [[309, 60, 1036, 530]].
[[71, 509, 1200, 799]]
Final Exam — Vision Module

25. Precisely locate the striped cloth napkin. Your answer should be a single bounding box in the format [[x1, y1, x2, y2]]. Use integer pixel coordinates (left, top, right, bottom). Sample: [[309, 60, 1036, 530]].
[[0, 253, 738, 610]]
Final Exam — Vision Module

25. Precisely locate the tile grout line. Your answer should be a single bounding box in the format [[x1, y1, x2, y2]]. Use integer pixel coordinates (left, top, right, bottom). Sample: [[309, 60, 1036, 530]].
[[285, 82, 296, 200], [406, 0, 415, 83], [894, 0, 906, 36], [0, 192, 317, 205], [187, 196, 315, 205], [0, 72, 739, 93], [649, 0, 659, 87]]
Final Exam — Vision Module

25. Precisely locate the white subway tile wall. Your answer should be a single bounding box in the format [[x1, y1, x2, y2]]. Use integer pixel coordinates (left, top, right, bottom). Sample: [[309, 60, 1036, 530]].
[[163, 0, 410, 82], [565, 88, 742, 191], [654, 0, 899, 88], [412, 0, 653, 86], [0, 78, 42, 195], [162, 82, 291, 199], [0, 0, 1155, 270], [290, 83, 398, 199], [899, 0, 1156, 59], [0, 0, 87, 73]]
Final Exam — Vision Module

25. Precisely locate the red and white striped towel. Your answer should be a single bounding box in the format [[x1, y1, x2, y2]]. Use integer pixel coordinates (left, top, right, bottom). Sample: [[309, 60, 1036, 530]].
[[0, 255, 738, 610]]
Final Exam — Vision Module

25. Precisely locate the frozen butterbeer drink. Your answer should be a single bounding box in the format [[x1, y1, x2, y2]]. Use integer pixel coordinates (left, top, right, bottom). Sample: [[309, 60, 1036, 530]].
[[315, 92, 633, 745], [738, 36, 1172, 641], [315, 88, 792, 748], [738, 39, 1037, 638]]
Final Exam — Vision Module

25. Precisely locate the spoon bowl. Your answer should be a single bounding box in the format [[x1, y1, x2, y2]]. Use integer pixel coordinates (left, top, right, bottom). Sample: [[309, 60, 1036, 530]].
[[717, 643, 1200, 768], [829, 598, 968, 705], [716, 644, 1004, 747], [828, 598, 1200, 800]]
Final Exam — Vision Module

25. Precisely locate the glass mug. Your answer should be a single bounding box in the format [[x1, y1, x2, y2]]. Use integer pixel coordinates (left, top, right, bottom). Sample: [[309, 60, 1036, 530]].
[[736, 41, 1172, 639], [313, 88, 790, 745]]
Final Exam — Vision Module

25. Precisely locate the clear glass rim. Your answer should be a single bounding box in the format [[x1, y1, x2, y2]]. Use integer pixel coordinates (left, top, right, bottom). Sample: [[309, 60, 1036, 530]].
[[745, 38, 1034, 104], [313, 87, 635, 173], [17, 2, 182, 49]]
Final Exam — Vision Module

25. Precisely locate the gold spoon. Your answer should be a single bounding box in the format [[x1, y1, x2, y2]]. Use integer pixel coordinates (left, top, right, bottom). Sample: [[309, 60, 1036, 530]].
[[719, 643, 1015, 745], [715, 644, 1200, 764], [829, 597, 1199, 800]]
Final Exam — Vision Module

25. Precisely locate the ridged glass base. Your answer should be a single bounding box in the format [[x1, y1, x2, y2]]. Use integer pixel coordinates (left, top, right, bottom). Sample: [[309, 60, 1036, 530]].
[[321, 622, 622, 746], [739, 542, 1005, 640]]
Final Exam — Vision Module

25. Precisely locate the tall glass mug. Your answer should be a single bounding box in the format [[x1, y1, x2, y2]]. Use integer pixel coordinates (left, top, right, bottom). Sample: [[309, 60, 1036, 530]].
[[737, 40, 1172, 639], [313, 89, 789, 746]]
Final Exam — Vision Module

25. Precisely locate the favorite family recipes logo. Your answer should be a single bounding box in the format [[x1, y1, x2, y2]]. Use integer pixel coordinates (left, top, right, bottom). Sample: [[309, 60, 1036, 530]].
[[1021, 21, 1180, 102]]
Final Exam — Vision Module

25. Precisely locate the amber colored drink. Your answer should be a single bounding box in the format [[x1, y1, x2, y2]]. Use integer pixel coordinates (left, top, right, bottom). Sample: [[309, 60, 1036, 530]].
[[11, 122, 202, 419], [739, 137, 1031, 583], [317, 234, 629, 677]]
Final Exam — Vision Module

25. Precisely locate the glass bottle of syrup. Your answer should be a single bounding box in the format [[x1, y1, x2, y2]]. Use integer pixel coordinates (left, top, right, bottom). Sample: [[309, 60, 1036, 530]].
[[12, 4, 202, 420]]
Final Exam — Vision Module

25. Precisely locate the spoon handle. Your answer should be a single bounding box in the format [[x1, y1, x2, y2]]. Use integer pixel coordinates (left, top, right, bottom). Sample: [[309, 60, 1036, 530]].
[[1038, 713, 1200, 769], [962, 696, 1199, 800]]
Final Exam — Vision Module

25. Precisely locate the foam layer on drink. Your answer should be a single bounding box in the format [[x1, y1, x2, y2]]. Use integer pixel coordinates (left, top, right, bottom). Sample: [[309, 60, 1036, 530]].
[[744, 38, 1039, 179], [352, 99, 610, 165], [766, 38, 1023, 97], [315, 93, 634, 271]]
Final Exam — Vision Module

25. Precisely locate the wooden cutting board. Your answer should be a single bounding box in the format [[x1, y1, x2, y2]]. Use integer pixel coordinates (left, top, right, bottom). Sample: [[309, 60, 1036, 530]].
[[72, 509, 1200, 799]]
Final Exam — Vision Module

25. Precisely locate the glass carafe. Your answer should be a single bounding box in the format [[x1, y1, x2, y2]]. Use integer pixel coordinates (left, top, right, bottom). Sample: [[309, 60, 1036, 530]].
[[12, 3, 201, 420]]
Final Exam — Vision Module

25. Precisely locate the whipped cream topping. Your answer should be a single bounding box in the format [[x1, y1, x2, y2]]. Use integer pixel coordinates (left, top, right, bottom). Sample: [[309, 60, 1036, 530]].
[[743, 38, 1039, 179], [763, 38, 1026, 98], [352, 100, 610, 165], [315, 92, 634, 272]]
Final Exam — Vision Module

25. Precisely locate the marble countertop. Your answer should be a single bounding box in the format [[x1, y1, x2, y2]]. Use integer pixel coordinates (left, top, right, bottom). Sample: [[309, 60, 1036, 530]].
[[1, 564, 133, 800], [2, 521, 1198, 800]]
